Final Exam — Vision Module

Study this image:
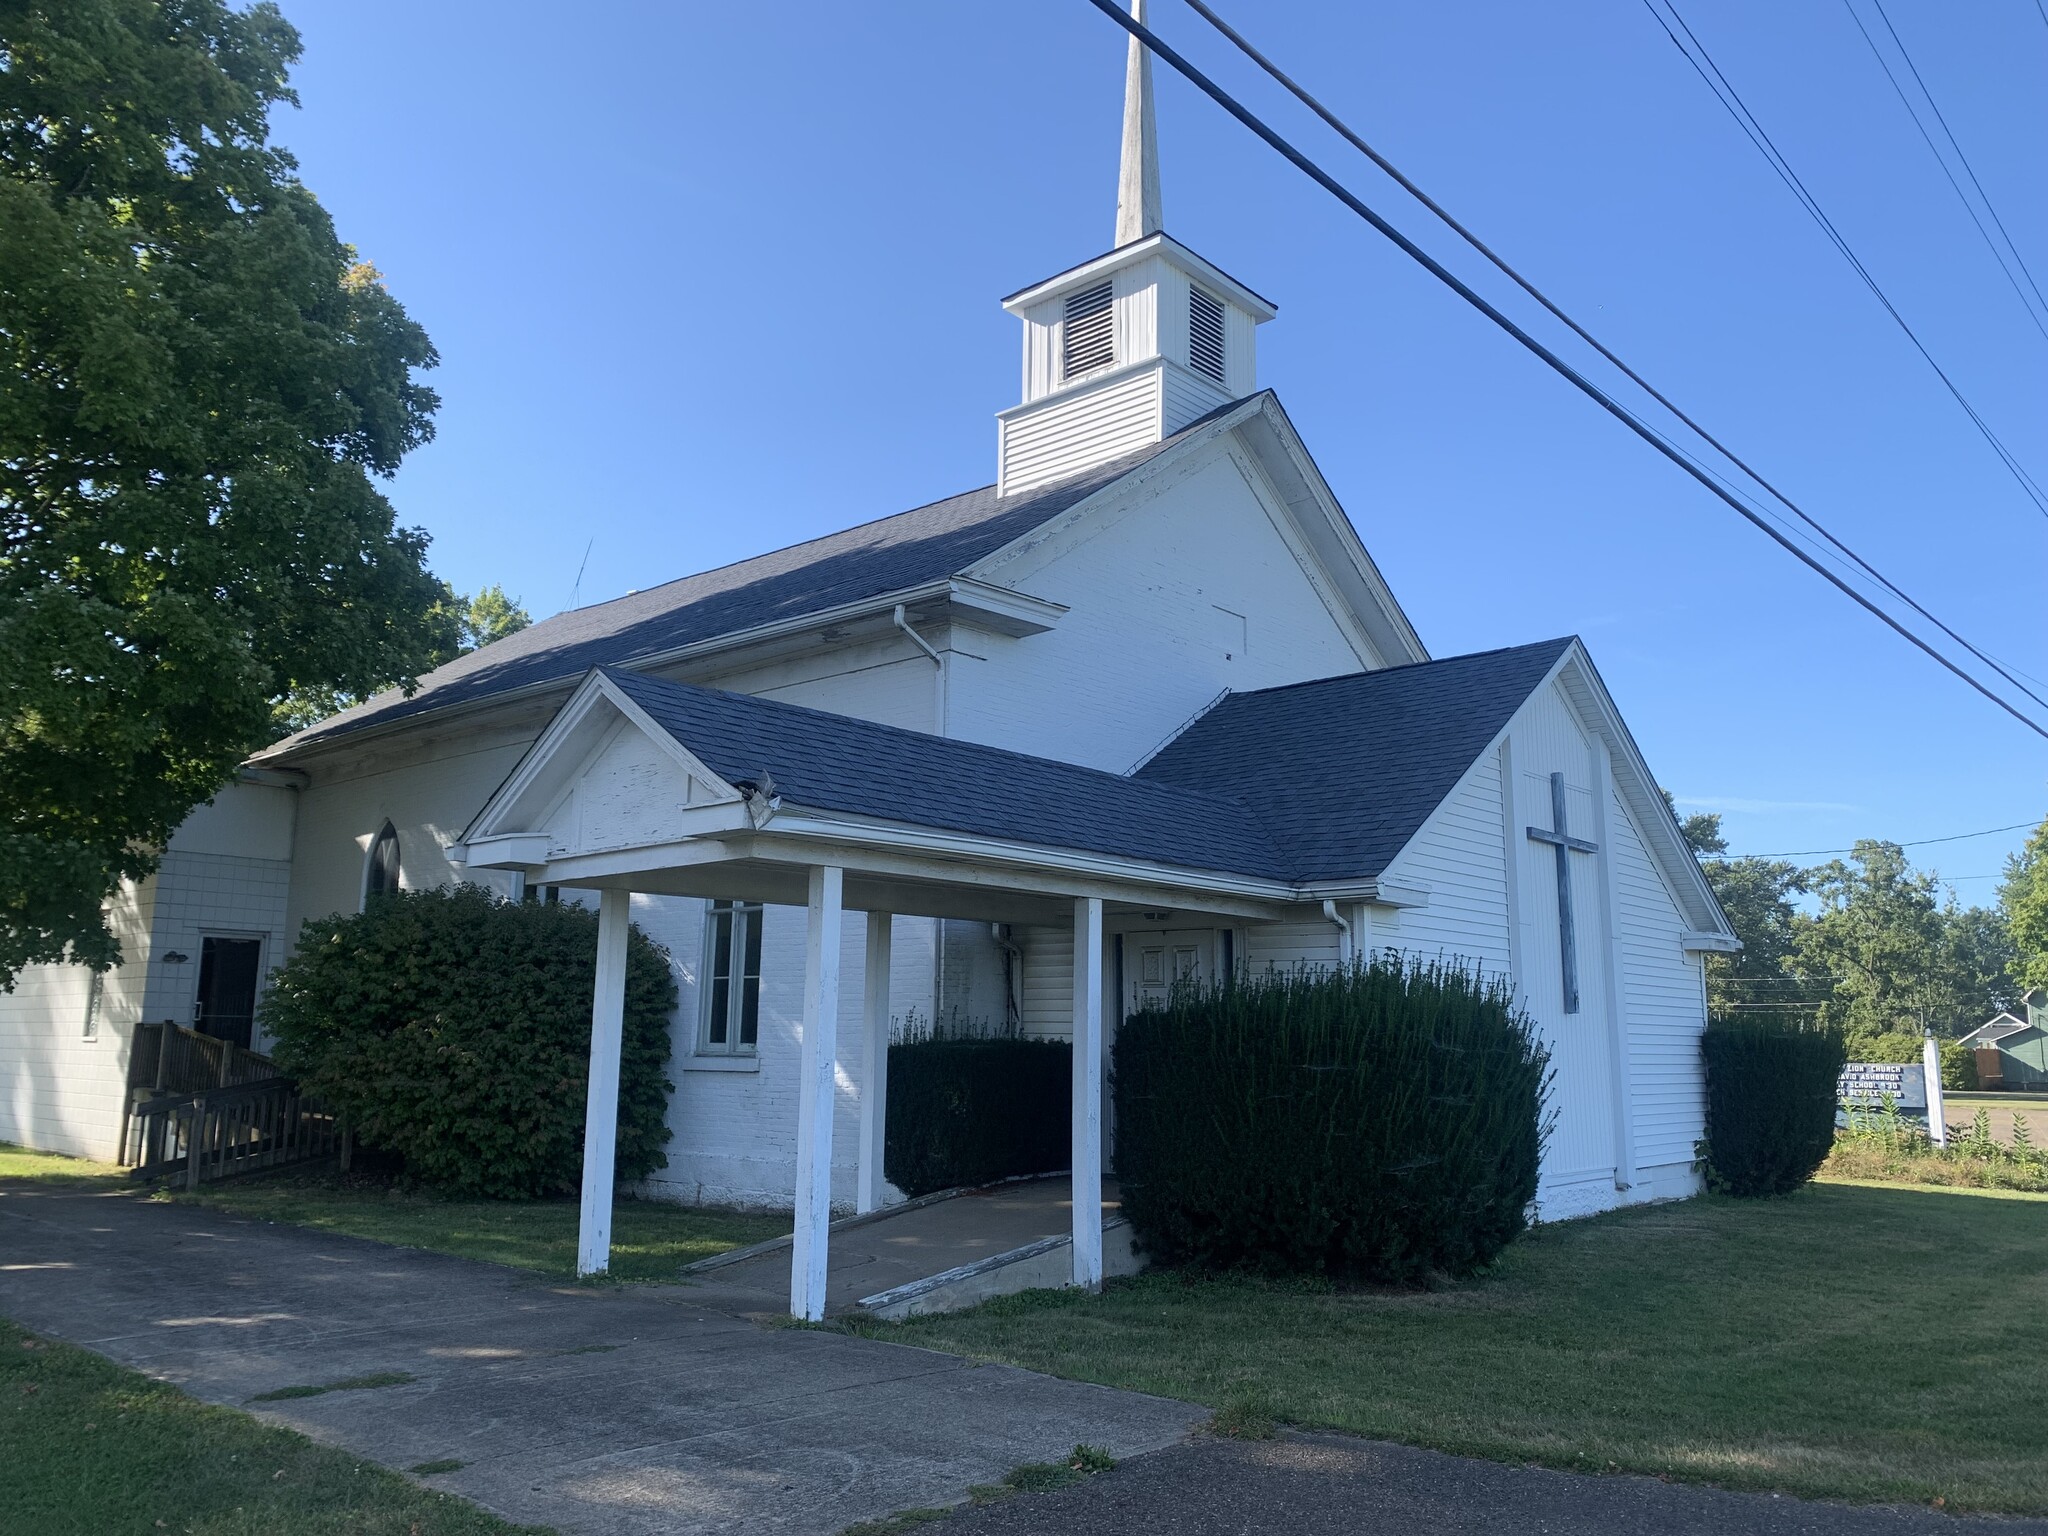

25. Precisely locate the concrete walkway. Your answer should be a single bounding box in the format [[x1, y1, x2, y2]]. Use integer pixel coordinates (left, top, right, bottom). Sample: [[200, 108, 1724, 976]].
[[704, 1176, 1119, 1315], [0, 1178, 1200, 1536]]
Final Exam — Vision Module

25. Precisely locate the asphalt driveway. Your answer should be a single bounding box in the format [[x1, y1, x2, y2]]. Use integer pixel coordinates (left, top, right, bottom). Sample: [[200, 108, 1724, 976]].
[[0, 1177, 1198, 1535]]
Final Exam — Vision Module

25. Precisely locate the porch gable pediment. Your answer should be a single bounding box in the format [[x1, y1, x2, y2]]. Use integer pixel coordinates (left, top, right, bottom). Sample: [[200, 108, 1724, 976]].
[[460, 672, 749, 866]]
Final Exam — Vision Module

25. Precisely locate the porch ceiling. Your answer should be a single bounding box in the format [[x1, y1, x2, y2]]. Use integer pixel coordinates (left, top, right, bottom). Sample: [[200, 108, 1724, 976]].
[[538, 849, 1289, 930]]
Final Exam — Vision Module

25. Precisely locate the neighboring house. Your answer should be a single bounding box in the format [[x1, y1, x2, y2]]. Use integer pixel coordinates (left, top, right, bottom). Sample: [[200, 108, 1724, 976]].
[[1959, 991, 2048, 1090], [0, 23, 1737, 1273]]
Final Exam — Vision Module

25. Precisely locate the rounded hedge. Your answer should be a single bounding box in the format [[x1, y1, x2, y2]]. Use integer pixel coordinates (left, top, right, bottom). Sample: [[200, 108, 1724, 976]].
[[1113, 956, 1550, 1284], [1699, 1013, 1846, 1197], [263, 885, 676, 1198]]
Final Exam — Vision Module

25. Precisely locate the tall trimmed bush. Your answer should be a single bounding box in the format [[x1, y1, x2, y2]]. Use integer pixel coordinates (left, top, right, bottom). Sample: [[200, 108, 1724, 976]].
[[263, 885, 675, 1197], [1699, 1012, 1846, 1197], [1114, 957, 1549, 1284], [886, 1035, 1070, 1197]]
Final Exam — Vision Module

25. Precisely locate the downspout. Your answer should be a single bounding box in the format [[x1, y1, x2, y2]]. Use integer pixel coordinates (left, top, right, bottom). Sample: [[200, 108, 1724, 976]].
[[1322, 899, 1353, 966], [893, 604, 946, 734], [990, 923, 1024, 1034]]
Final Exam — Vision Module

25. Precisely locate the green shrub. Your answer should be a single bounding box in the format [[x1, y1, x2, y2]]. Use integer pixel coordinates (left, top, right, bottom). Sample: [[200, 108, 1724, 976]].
[[1113, 956, 1549, 1285], [263, 885, 675, 1198], [885, 1033, 1070, 1198], [1700, 1013, 1846, 1197]]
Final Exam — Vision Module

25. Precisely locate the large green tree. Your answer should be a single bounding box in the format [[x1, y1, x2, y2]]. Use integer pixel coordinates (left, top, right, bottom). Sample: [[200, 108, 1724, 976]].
[[2002, 815, 2048, 993], [1664, 796, 1814, 1016], [1791, 841, 2015, 1047], [2, 0, 454, 981], [270, 582, 530, 736]]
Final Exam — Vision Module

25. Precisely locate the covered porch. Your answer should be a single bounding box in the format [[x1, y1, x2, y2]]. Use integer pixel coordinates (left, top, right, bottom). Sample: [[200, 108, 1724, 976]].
[[451, 670, 1371, 1319]]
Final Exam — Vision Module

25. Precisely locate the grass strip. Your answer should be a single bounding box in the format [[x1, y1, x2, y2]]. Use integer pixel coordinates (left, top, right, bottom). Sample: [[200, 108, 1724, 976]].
[[0, 1319, 547, 1535]]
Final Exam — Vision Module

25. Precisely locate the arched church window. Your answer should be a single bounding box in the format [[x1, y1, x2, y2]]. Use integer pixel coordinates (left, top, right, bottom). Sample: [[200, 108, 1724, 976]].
[[365, 821, 401, 904]]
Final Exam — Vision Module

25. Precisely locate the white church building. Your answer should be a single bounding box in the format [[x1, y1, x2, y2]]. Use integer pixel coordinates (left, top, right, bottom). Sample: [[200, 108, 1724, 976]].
[[0, 14, 1736, 1316]]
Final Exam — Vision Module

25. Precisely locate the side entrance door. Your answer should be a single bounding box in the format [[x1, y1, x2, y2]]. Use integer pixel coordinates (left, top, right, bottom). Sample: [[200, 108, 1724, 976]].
[[194, 936, 263, 1050], [1124, 929, 1216, 1016]]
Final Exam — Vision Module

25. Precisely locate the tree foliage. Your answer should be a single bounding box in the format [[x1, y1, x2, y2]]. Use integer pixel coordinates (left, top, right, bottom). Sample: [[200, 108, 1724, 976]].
[[2002, 816, 2048, 994], [1, 0, 453, 981], [1792, 842, 2017, 1051], [269, 582, 530, 736]]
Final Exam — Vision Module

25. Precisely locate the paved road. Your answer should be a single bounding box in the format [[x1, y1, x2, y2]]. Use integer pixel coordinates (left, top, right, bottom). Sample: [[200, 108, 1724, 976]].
[[0, 1178, 1198, 1536], [934, 1432, 2048, 1536]]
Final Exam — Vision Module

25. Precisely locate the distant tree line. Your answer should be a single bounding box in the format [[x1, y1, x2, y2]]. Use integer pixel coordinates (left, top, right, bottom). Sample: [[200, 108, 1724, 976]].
[[1672, 797, 2048, 1055]]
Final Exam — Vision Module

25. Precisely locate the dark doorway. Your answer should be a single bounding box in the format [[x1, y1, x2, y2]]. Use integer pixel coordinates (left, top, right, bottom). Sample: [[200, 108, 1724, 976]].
[[194, 936, 262, 1049]]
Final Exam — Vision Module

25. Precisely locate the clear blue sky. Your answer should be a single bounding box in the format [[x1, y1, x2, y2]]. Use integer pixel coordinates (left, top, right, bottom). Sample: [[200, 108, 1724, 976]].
[[275, 0, 2047, 897]]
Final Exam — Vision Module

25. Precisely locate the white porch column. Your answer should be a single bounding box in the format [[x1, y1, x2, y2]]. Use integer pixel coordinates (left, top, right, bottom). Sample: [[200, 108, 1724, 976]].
[[857, 912, 893, 1215], [1071, 895, 1105, 1290], [576, 886, 631, 1278], [791, 865, 844, 1320]]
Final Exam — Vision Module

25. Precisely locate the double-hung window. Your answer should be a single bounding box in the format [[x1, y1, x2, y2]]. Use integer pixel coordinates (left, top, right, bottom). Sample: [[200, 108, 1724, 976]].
[[700, 901, 763, 1054]]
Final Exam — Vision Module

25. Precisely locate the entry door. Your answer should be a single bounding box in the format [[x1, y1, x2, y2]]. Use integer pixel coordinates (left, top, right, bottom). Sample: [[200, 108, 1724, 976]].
[[1124, 930, 1214, 1016], [194, 937, 262, 1049]]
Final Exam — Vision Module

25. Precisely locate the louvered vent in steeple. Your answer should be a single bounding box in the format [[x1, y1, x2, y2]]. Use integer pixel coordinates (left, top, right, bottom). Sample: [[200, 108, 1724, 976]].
[[1062, 281, 1116, 379], [1189, 286, 1225, 383]]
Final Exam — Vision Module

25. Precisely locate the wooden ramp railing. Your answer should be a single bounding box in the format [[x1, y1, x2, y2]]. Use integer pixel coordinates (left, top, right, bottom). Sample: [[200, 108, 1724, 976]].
[[125, 1079, 340, 1187], [122, 1021, 339, 1185]]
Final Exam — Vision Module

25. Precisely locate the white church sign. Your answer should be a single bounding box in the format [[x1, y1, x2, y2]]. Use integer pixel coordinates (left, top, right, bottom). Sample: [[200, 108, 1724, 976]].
[[1838, 1062, 1927, 1111]]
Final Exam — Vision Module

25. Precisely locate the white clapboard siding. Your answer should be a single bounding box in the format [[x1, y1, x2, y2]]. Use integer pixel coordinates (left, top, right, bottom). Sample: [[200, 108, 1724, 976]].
[[1373, 749, 1511, 975], [1020, 924, 1075, 1039], [999, 366, 1161, 497], [1607, 784, 1709, 1172], [1245, 921, 1342, 973], [1161, 360, 1233, 435]]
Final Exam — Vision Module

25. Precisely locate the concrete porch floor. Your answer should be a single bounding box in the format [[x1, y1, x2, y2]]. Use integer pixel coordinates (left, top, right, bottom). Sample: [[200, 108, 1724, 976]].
[[694, 1175, 1122, 1316]]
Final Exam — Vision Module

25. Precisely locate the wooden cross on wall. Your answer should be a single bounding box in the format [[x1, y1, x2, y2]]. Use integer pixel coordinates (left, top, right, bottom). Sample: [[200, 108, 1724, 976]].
[[1525, 771, 1598, 1015]]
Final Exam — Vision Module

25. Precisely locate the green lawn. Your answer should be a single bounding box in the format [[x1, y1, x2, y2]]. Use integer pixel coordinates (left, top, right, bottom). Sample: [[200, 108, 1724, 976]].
[[1, 1318, 548, 1536], [173, 1171, 788, 1282], [0, 1142, 787, 1283], [868, 1183, 2048, 1514], [0, 1141, 128, 1185]]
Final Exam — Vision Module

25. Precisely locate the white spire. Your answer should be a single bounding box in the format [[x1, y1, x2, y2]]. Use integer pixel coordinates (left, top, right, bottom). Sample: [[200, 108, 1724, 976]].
[[1114, 0, 1162, 246]]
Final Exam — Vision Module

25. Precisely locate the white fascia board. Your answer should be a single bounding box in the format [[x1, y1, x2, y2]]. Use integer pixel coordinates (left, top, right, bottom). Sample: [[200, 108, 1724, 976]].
[[1001, 233, 1278, 320], [1550, 645, 1735, 940], [1234, 397, 1429, 667], [1302, 879, 1433, 909], [943, 576, 1068, 637], [454, 833, 552, 869], [1680, 930, 1743, 954]]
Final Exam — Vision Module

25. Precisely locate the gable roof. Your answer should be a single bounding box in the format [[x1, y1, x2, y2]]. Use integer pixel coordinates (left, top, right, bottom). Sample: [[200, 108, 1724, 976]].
[[555, 642, 1570, 889], [1961, 1016, 2037, 1046], [260, 403, 1253, 759], [1136, 639, 1575, 883], [600, 670, 1293, 882]]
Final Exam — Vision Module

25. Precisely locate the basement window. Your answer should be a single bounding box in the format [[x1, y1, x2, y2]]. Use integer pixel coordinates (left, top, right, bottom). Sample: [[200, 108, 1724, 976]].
[[700, 901, 763, 1055], [1189, 286, 1226, 383], [1062, 280, 1116, 379]]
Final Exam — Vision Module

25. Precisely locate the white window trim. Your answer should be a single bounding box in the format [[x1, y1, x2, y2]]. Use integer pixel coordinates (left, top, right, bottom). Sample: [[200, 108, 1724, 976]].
[[695, 900, 763, 1057]]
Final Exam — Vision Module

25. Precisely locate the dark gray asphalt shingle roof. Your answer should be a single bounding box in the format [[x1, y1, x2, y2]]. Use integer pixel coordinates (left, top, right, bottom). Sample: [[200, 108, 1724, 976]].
[[1136, 638, 1573, 882], [604, 670, 1292, 881], [601, 638, 1573, 886], [263, 403, 1253, 757]]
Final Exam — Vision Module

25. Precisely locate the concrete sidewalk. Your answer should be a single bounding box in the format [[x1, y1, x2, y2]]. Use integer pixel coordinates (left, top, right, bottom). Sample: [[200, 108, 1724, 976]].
[[703, 1176, 1120, 1314], [0, 1178, 1200, 1536]]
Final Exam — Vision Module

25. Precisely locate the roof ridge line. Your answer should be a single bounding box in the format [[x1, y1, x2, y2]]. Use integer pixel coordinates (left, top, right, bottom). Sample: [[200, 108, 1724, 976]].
[[1211, 636, 1578, 704]]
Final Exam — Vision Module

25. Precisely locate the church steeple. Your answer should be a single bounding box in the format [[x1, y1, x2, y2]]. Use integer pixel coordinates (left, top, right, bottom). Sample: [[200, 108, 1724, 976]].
[[1114, 0, 1163, 246], [993, 0, 1276, 496]]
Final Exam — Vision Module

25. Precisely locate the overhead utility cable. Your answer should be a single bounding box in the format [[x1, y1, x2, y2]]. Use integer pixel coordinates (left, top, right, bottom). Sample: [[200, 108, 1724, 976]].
[[1640, 0, 2048, 519], [1734, 818, 2040, 860], [1177, 0, 2048, 719], [1077, 0, 2048, 743], [1842, 0, 2048, 339]]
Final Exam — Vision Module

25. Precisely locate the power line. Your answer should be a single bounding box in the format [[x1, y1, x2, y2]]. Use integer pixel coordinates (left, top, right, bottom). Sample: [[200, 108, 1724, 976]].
[[1080, 0, 2048, 742], [1730, 819, 2040, 859], [1842, 0, 2048, 339], [1641, 0, 2048, 520], [1177, 0, 2048, 720]]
